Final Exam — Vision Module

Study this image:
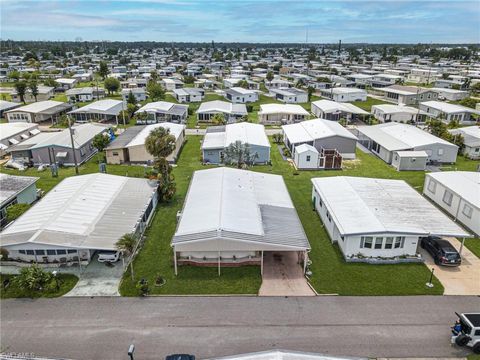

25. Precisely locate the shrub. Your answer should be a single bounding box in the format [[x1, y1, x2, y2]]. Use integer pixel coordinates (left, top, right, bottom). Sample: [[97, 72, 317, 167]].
[[6, 203, 31, 223]]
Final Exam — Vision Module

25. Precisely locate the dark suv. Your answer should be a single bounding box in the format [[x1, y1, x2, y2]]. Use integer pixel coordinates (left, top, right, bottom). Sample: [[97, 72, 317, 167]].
[[420, 236, 461, 266]]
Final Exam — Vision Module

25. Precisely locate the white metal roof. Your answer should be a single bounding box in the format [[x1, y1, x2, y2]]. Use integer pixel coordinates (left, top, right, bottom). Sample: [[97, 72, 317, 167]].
[[127, 123, 185, 147], [69, 99, 123, 115], [197, 100, 247, 115], [0, 100, 20, 112], [173, 168, 310, 250], [207, 349, 364, 360], [0, 173, 157, 250], [137, 101, 174, 112], [295, 143, 319, 154], [426, 171, 480, 209], [394, 150, 428, 157], [357, 122, 456, 151], [449, 126, 480, 147], [259, 104, 309, 116], [311, 176, 470, 237], [421, 101, 480, 115], [312, 100, 368, 115], [330, 87, 367, 95], [5, 100, 66, 114], [282, 118, 358, 144], [0, 123, 38, 141], [371, 104, 421, 115], [202, 122, 270, 150]]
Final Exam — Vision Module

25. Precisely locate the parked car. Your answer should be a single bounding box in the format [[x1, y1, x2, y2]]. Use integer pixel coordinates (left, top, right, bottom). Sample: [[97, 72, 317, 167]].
[[165, 355, 195, 360], [97, 250, 121, 263], [420, 236, 461, 266], [451, 312, 480, 354]]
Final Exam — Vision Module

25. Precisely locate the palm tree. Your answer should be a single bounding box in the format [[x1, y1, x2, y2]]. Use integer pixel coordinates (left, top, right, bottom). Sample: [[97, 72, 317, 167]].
[[224, 141, 259, 168], [116, 233, 137, 280]]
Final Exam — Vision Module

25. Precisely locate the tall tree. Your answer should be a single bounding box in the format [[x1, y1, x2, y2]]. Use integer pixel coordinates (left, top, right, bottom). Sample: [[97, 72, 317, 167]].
[[29, 79, 39, 102], [223, 141, 259, 168], [266, 71, 274, 82], [116, 233, 137, 280], [98, 61, 109, 79], [14, 80, 28, 103], [146, 81, 165, 101], [92, 133, 111, 162], [104, 77, 120, 94], [145, 127, 176, 202], [126, 91, 137, 106]]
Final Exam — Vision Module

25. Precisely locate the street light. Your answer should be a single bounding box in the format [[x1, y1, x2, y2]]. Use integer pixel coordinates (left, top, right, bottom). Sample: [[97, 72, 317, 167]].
[[127, 344, 135, 360], [426, 267, 435, 288]]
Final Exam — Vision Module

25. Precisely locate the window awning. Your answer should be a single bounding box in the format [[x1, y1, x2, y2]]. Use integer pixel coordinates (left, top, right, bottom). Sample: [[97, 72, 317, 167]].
[[56, 151, 68, 158], [8, 138, 19, 145], [30, 129, 41, 135], [20, 134, 30, 140]]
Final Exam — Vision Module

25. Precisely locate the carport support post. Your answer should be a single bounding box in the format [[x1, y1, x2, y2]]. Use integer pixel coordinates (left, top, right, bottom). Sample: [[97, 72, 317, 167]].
[[218, 252, 221, 276], [459, 237, 465, 257], [303, 251, 308, 274], [174, 250, 178, 276], [261, 251, 264, 275]]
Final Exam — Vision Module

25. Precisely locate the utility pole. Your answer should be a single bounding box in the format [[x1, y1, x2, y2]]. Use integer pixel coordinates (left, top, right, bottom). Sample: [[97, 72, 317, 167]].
[[67, 115, 79, 175]]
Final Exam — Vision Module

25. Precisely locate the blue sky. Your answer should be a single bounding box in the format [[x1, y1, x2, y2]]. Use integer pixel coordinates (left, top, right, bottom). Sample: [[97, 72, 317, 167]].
[[1, 0, 479, 43]]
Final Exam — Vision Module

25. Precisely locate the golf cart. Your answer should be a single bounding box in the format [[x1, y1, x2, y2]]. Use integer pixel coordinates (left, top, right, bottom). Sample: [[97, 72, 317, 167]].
[[451, 312, 480, 354]]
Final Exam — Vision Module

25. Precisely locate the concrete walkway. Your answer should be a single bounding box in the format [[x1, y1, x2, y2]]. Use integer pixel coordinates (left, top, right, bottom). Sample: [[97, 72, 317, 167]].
[[420, 239, 480, 295], [259, 252, 315, 296]]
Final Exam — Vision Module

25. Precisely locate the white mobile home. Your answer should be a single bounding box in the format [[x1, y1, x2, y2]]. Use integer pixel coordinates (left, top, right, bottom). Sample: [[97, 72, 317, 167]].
[[356, 122, 458, 165], [202, 122, 270, 164], [197, 100, 247, 123], [136, 101, 189, 124], [423, 171, 480, 237], [448, 126, 480, 159], [173, 88, 204, 103], [270, 88, 308, 104], [224, 87, 259, 103], [319, 88, 367, 102], [258, 104, 310, 125], [311, 100, 368, 122], [311, 176, 470, 261], [371, 104, 427, 124], [171, 167, 310, 274], [0, 173, 158, 264], [5, 101, 73, 124], [419, 101, 480, 125], [0, 174, 39, 227]]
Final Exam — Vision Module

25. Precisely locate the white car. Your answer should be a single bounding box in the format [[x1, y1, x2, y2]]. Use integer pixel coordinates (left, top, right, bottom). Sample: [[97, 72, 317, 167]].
[[97, 251, 121, 263], [451, 312, 480, 354]]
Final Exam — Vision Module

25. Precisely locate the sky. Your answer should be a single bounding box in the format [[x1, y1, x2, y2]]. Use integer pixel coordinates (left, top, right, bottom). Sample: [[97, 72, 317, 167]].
[[1, 0, 479, 44]]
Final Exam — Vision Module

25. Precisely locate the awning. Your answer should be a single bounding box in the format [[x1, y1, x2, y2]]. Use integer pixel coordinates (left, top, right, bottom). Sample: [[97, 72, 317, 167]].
[[30, 129, 41, 135], [0, 143, 8, 150], [20, 134, 29, 140], [56, 151, 68, 158], [8, 138, 19, 145]]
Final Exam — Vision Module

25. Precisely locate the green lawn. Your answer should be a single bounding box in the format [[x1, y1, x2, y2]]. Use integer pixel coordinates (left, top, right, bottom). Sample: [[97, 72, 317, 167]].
[[352, 96, 386, 112], [0, 156, 148, 193], [119, 136, 262, 295], [0, 273, 78, 299], [460, 238, 480, 259], [118, 135, 472, 296]]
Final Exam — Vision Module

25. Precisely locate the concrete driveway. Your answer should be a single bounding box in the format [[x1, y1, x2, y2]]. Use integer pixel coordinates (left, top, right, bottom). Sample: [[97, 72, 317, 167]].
[[259, 251, 315, 296], [420, 239, 480, 295], [64, 254, 124, 297]]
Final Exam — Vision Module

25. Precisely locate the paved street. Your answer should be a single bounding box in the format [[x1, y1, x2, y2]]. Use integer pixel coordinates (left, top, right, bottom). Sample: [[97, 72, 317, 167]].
[[1, 296, 479, 360]]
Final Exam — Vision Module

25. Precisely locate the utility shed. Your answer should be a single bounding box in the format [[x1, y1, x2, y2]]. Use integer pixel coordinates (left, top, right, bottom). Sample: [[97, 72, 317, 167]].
[[423, 171, 480, 237], [0, 174, 39, 226], [356, 122, 458, 164], [0, 173, 158, 264], [172, 168, 310, 274], [391, 150, 428, 171], [311, 176, 470, 261]]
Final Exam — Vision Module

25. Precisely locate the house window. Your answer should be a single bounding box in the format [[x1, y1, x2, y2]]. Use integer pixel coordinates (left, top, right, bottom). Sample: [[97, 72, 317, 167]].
[[35, 250, 45, 255], [438, 148, 444, 156], [394, 236, 405, 249], [318, 198, 323, 208], [363, 236, 373, 249], [67, 249, 77, 254], [80, 148, 86, 157], [19, 250, 26, 254], [56, 249, 67, 255], [385, 237, 394, 249], [427, 179, 437, 194], [47, 250, 56, 255], [462, 204, 473, 219], [375, 237, 383, 249], [442, 190, 453, 206], [113, 152, 119, 156], [26, 250, 34, 255], [306, 155, 311, 162], [326, 211, 332, 223]]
